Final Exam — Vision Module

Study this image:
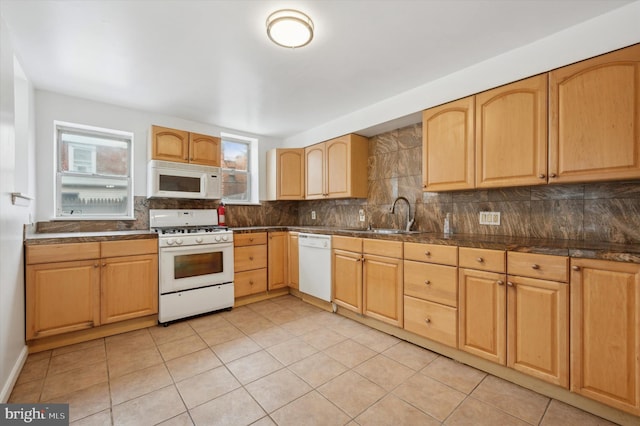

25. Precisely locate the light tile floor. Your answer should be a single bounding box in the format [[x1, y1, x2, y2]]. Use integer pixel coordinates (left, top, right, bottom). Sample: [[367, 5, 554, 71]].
[[9, 295, 618, 425]]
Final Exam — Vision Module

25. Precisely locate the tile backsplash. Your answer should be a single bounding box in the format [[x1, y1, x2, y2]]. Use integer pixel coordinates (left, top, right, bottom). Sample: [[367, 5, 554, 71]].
[[36, 122, 640, 244]]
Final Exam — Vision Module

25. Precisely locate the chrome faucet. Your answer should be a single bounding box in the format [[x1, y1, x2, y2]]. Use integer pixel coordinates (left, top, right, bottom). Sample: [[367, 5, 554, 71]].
[[391, 196, 415, 232]]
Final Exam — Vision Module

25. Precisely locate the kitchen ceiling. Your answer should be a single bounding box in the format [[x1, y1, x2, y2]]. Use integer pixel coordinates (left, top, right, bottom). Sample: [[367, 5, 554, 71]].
[[0, 0, 635, 139]]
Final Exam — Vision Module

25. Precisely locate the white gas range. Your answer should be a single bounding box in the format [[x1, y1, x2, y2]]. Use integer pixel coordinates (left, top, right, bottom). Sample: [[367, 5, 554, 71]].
[[150, 209, 234, 324]]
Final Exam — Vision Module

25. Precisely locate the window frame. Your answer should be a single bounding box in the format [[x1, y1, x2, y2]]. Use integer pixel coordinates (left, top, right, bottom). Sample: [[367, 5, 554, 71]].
[[54, 121, 134, 220], [220, 132, 259, 205]]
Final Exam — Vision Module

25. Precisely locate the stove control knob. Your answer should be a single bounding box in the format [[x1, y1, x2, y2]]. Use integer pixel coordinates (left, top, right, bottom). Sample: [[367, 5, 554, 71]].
[[215, 235, 221, 242], [196, 237, 203, 243], [176, 239, 183, 245], [222, 235, 228, 241], [167, 239, 175, 246]]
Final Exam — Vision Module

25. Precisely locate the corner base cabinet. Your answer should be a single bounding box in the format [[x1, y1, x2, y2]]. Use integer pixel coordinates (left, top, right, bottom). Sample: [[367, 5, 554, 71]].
[[570, 258, 640, 415]]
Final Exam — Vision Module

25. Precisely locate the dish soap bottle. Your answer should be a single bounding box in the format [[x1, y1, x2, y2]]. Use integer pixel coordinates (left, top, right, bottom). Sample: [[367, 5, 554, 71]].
[[443, 213, 452, 235]]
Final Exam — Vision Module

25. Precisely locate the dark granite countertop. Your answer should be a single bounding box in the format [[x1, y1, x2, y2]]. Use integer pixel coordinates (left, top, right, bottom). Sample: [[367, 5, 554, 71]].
[[24, 229, 157, 245], [232, 226, 640, 264]]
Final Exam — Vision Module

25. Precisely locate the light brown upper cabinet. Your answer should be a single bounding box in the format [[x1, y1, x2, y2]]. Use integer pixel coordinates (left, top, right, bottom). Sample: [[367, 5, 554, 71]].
[[305, 134, 369, 199], [549, 44, 640, 183], [422, 96, 475, 191], [476, 74, 548, 188], [266, 148, 305, 200], [151, 125, 221, 166]]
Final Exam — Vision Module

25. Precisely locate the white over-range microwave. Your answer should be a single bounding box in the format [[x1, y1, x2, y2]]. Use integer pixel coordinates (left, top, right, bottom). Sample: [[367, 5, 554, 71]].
[[147, 160, 221, 199]]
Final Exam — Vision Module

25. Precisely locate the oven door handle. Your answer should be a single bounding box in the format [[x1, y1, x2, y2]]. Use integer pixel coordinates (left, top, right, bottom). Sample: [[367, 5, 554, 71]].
[[159, 243, 233, 253]]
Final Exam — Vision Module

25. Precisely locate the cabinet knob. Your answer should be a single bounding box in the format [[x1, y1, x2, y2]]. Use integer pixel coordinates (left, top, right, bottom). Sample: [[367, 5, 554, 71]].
[[249, 256, 254, 261], [424, 318, 431, 324], [424, 280, 431, 285], [476, 257, 484, 263], [572, 265, 580, 271], [538, 174, 546, 179], [550, 173, 557, 178], [249, 280, 254, 285], [424, 251, 431, 256], [507, 281, 514, 287], [249, 238, 254, 242], [531, 264, 540, 270], [102, 263, 106, 267], [497, 280, 505, 286], [94, 263, 99, 268]]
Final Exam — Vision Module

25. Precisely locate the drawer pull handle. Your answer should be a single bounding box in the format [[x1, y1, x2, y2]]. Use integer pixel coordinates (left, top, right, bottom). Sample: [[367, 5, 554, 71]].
[[497, 280, 505, 286], [249, 256, 254, 261], [424, 318, 431, 324], [476, 257, 484, 263], [572, 265, 580, 271], [507, 281, 514, 287], [531, 264, 540, 270], [424, 280, 431, 285], [424, 251, 431, 256], [249, 280, 254, 285]]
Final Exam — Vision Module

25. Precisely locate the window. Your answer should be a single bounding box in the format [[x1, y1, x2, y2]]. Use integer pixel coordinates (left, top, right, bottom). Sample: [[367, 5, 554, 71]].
[[221, 133, 259, 204], [55, 121, 133, 219]]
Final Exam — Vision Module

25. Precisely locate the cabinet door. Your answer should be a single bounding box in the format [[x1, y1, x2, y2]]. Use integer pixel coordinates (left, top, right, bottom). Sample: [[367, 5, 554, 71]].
[[101, 254, 158, 324], [507, 276, 569, 388], [151, 125, 189, 163], [571, 258, 640, 415], [26, 260, 100, 340], [326, 137, 350, 197], [422, 96, 475, 191], [332, 249, 363, 314], [288, 232, 299, 289], [550, 44, 640, 184], [189, 132, 221, 166], [305, 143, 325, 199], [268, 232, 288, 290], [363, 254, 403, 327], [278, 149, 305, 200], [459, 268, 507, 364], [476, 74, 548, 188]]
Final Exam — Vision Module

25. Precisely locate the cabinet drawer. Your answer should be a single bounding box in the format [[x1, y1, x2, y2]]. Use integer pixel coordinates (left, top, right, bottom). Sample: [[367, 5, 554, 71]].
[[404, 242, 457, 266], [404, 261, 457, 307], [459, 247, 505, 272], [363, 239, 403, 258], [507, 252, 569, 282], [27, 243, 101, 264], [234, 232, 268, 247], [101, 239, 158, 258], [234, 245, 267, 271], [234, 269, 267, 297], [333, 236, 362, 252], [404, 296, 457, 348]]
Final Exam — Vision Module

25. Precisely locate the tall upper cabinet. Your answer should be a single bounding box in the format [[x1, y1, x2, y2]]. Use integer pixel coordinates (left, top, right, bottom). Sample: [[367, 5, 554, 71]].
[[549, 44, 640, 183], [476, 74, 548, 188], [305, 134, 369, 199], [422, 96, 475, 191], [266, 148, 305, 200], [151, 125, 221, 167]]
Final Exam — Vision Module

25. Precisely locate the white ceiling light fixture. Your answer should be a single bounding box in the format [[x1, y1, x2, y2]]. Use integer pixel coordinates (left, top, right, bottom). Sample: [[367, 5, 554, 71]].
[[266, 9, 314, 48]]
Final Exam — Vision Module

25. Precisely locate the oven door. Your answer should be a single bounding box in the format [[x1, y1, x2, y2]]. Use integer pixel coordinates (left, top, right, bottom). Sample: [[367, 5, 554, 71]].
[[159, 242, 234, 294]]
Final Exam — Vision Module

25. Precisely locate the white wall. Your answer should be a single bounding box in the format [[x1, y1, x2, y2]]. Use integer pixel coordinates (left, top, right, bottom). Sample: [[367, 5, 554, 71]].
[[34, 92, 283, 222], [0, 16, 35, 402], [284, 1, 640, 147]]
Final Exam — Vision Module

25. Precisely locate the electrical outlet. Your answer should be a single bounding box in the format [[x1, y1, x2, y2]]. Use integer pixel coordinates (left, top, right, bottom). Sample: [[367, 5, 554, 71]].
[[479, 211, 501, 225], [311, 211, 316, 220], [359, 209, 365, 222]]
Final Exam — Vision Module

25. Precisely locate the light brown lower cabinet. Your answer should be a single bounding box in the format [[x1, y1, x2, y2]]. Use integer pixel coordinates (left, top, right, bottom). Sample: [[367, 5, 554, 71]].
[[363, 239, 403, 327], [268, 231, 288, 290], [25, 239, 158, 340], [570, 258, 640, 416], [288, 232, 299, 289], [332, 236, 363, 314]]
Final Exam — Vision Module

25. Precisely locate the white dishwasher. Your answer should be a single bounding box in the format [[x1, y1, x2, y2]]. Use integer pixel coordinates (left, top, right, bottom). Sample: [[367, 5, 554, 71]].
[[298, 233, 332, 302]]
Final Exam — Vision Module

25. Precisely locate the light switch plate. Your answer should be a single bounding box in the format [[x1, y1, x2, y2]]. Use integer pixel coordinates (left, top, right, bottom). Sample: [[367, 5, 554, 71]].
[[479, 211, 501, 225]]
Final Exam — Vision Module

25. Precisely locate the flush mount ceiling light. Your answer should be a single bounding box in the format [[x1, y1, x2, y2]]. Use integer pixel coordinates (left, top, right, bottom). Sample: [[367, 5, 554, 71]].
[[266, 9, 314, 48]]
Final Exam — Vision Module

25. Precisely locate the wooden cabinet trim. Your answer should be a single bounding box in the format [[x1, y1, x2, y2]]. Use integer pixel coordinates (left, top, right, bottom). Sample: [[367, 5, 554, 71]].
[[234, 232, 268, 247]]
